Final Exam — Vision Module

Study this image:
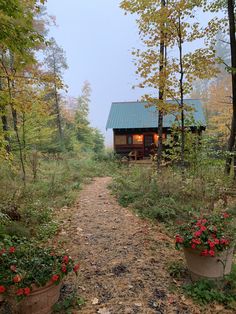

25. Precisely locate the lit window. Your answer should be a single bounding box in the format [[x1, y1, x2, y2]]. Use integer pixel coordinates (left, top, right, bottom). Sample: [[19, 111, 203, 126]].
[[154, 134, 159, 144], [133, 134, 143, 144]]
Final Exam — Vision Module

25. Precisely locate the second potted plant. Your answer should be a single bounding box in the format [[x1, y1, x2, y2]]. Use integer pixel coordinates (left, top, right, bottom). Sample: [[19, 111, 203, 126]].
[[175, 212, 235, 281]]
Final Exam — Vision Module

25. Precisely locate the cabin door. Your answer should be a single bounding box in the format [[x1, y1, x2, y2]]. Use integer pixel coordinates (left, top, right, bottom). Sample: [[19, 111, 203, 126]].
[[144, 134, 154, 156]]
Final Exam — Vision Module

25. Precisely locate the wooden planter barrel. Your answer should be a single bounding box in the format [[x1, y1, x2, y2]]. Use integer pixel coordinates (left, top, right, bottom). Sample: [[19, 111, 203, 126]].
[[8, 282, 61, 314], [184, 247, 234, 281]]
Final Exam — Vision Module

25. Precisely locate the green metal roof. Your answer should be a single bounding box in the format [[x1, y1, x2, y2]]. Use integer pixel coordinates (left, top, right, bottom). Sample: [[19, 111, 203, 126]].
[[106, 99, 206, 129]]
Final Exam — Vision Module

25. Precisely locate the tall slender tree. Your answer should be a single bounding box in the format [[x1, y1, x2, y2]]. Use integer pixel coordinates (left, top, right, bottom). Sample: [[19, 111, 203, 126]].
[[44, 38, 68, 146]]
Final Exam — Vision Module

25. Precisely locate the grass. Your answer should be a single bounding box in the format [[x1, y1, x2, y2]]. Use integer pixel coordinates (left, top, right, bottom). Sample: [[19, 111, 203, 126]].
[[110, 160, 233, 227], [0, 152, 121, 240]]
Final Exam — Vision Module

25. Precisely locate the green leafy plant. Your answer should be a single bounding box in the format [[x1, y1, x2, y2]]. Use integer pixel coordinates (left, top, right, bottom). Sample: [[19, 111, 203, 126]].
[[175, 212, 235, 256], [183, 270, 236, 308], [168, 261, 187, 279], [0, 237, 80, 301], [53, 292, 85, 313]]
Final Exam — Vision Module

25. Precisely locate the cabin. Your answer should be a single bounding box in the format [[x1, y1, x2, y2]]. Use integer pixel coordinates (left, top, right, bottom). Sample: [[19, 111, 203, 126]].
[[106, 99, 206, 158]]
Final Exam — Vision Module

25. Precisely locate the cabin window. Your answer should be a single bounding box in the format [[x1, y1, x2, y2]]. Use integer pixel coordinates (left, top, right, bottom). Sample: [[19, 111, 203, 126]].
[[154, 134, 159, 144], [115, 135, 126, 145], [133, 134, 143, 144], [127, 135, 132, 145]]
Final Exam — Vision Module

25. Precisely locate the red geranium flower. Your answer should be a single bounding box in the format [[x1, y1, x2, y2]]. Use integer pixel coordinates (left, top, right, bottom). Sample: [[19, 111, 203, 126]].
[[194, 230, 202, 237], [24, 287, 31, 296], [16, 288, 24, 296], [200, 225, 207, 232], [175, 235, 183, 243], [9, 247, 16, 253], [10, 265, 17, 272], [201, 249, 208, 256], [192, 238, 201, 245], [63, 255, 69, 264], [223, 212, 230, 219], [13, 275, 21, 283], [73, 263, 80, 273], [61, 265, 67, 273], [208, 240, 215, 249], [0, 286, 6, 293], [220, 238, 229, 245], [209, 249, 215, 256], [51, 274, 59, 282]]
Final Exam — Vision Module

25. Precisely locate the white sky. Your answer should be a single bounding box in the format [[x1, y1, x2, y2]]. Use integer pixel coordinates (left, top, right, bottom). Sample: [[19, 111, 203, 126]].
[[46, 0, 144, 145]]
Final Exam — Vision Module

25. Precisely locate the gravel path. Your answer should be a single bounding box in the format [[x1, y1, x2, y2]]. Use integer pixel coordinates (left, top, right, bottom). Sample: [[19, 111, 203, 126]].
[[57, 177, 224, 314]]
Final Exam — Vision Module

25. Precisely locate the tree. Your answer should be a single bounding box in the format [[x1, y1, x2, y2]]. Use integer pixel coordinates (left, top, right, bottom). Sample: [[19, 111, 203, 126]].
[[121, 0, 218, 167], [44, 37, 68, 145], [206, 75, 232, 146], [0, 1, 48, 183], [91, 128, 105, 154], [74, 81, 94, 150], [0, 0, 47, 159], [226, 0, 236, 174]]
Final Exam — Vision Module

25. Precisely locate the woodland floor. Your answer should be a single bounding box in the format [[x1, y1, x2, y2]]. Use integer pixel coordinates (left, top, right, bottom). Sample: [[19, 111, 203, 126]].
[[56, 177, 234, 314]]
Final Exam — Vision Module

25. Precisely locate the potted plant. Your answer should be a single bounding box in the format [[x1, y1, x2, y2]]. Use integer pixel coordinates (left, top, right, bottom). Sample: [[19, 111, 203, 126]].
[[175, 212, 235, 281], [0, 237, 80, 314]]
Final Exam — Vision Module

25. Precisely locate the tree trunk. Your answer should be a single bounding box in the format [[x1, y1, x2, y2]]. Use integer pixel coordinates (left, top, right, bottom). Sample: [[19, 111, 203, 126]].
[[7, 77, 26, 184], [52, 54, 63, 146], [54, 82, 63, 143], [0, 79, 11, 153], [225, 0, 236, 176], [178, 15, 185, 168]]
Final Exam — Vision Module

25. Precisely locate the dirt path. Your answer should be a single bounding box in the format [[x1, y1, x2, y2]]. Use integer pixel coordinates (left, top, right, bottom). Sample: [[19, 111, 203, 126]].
[[57, 177, 207, 314]]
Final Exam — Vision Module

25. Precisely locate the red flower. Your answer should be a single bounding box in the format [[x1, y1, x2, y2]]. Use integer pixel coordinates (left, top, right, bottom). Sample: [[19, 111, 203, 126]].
[[24, 287, 31, 296], [73, 263, 80, 273], [220, 238, 229, 245], [214, 238, 220, 245], [63, 255, 69, 264], [192, 238, 201, 245], [13, 275, 21, 283], [10, 265, 17, 272], [209, 250, 215, 256], [191, 244, 196, 249], [61, 265, 67, 273], [175, 235, 183, 243], [223, 212, 229, 219], [16, 288, 24, 296], [9, 247, 16, 253], [194, 230, 202, 237], [200, 225, 207, 232], [201, 249, 208, 256], [51, 274, 59, 282], [0, 286, 6, 294], [196, 219, 207, 226], [208, 240, 215, 249]]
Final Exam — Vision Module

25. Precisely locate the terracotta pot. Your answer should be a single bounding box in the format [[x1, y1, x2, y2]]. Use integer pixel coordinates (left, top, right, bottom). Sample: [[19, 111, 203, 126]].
[[184, 247, 234, 281], [8, 281, 62, 314]]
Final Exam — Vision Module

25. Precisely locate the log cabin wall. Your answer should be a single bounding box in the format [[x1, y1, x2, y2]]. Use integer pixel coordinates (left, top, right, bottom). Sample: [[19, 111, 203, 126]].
[[113, 126, 205, 157], [113, 128, 167, 157]]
